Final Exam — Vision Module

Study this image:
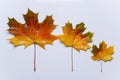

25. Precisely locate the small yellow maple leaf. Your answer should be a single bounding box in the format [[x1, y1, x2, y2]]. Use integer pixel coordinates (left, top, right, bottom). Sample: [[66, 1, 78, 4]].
[[91, 41, 114, 62], [59, 22, 93, 51], [8, 9, 58, 71]]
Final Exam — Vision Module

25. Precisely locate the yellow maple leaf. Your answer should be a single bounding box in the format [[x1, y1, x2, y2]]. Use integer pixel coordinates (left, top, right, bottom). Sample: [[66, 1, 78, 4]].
[[8, 9, 58, 71], [91, 41, 114, 62], [59, 22, 93, 71], [59, 22, 93, 51]]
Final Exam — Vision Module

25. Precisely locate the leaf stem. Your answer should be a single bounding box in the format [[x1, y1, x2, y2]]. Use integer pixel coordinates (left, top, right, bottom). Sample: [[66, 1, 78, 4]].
[[34, 43, 36, 72], [100, 60, 102, 72], [71, 47, 73, 72]]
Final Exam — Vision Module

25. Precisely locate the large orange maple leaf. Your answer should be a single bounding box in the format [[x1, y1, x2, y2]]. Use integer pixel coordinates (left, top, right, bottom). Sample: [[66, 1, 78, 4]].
[[59, 22, 93, 71], [8, 9, 58, 71]]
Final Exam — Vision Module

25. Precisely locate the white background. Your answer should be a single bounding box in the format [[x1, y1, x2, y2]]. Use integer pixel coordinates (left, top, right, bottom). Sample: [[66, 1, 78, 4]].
[[0, 0, 120, 80]]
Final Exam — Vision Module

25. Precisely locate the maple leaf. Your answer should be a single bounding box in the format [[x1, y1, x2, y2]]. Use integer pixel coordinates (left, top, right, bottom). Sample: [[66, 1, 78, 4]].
[[91, 41, 114, 72], [8, 9, 58, 71], [91, 41, 114, 62], [59, 22, 93, 51], [58, 22, 93, 71]]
